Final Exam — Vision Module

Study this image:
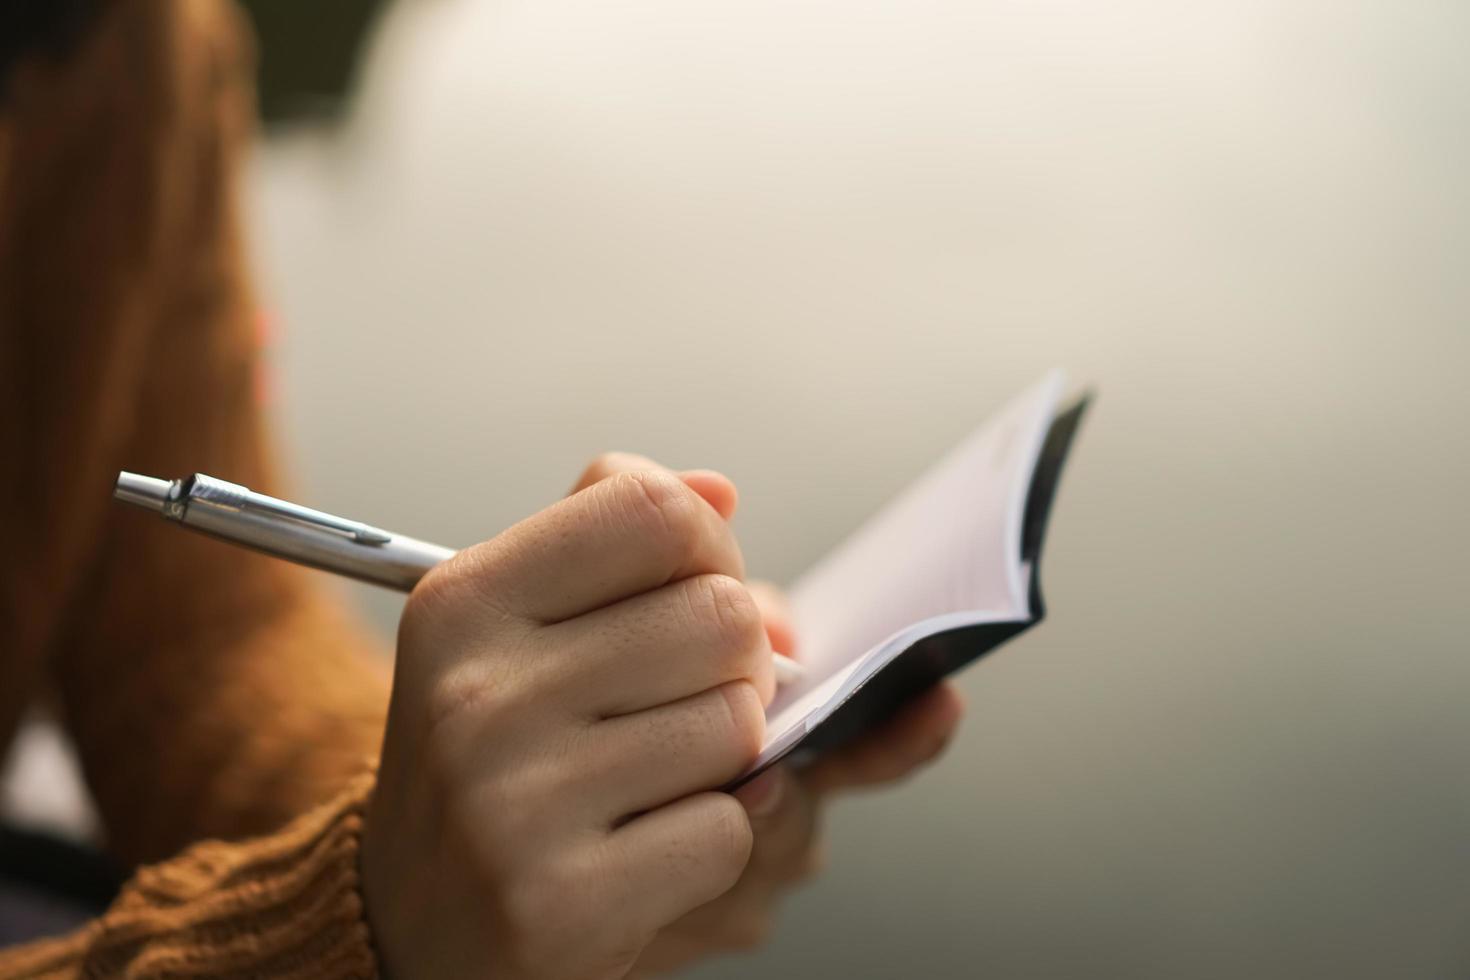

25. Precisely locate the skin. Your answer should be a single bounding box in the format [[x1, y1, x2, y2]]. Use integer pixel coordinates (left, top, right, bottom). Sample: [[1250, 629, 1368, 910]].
[[360, 453, 965, 979]]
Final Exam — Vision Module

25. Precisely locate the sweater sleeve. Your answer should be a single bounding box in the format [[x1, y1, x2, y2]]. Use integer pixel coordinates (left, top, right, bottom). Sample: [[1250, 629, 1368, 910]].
[[0, 0, 392, 869], [0, 2, 393, 973], [0, 773, 379, 979]]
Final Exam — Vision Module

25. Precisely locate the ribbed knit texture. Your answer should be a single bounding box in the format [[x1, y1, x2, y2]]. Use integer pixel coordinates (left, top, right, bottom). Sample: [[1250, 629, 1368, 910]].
[[0, 1, 390, 976], [1, 774, 379, 979]]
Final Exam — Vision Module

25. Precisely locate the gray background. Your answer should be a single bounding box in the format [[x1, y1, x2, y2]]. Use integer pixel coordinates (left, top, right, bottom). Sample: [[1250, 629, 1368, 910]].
[[248, 0, 1470, 976]]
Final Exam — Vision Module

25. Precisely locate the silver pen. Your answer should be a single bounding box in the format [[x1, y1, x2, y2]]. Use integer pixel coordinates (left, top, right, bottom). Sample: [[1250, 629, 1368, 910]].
[[113, 471, 805, 685]]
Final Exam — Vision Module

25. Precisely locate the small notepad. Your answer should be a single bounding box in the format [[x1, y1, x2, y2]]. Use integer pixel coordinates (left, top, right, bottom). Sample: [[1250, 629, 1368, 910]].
[[746, 370, 1090, 778]]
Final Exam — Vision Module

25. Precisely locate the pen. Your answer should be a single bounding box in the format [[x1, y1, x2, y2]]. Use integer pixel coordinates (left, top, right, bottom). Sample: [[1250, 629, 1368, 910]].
[[113, 471, 805, 686]]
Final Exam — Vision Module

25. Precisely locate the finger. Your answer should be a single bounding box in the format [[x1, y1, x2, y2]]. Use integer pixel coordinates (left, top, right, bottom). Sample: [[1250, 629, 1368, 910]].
[[569, 452, 665, 495], [745, 579, 797, 657], [736, 767, 825, 884], [540, 573, 776, 716], [732, 767, 786, 819], [677, 470, 738, 521], [802, 683, 965, 794], [586, 681, 766, 821], [602, 792, 754, 933], [442, 469, 745, 623], [571, 452, 738, 520]]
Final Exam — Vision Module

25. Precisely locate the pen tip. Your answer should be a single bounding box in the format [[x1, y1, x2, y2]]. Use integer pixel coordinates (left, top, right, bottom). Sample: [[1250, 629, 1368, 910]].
[[114, 471, 172, 514]]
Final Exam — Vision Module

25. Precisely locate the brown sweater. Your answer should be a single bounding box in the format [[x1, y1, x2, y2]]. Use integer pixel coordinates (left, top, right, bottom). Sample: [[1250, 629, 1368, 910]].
[[0, 1, 390, 975]]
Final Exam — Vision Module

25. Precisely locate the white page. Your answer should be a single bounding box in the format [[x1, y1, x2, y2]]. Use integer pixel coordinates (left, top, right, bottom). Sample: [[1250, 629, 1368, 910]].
[[757, 371, 1066, 765]]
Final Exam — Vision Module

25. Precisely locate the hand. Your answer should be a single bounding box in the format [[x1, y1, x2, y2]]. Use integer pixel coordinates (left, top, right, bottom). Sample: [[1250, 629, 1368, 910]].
[[567, 456, 966, 977], [360, 464, 777, 979], [630, 587, 966, 977]]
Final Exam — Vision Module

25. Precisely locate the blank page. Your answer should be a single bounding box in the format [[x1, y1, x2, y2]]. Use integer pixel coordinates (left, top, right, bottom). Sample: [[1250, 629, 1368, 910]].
[[759, 371, 1065, 760]]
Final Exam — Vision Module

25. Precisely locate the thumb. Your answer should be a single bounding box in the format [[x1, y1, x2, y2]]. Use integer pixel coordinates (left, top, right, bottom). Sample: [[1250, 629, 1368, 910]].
[[569, 452, 738, 520]]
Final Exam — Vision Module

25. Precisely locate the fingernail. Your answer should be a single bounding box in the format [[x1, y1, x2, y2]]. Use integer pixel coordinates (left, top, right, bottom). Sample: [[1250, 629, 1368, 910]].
[[734, 768, 785, 818]]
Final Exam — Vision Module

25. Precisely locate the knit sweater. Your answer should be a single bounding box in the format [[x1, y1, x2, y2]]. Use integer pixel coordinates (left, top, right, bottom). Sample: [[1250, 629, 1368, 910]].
[[0, 1, 390, 975]]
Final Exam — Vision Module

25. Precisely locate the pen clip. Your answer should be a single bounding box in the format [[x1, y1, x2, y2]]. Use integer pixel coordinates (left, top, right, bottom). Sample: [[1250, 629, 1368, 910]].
[[258, 499, 394, 545], [187, 475, 393, 545]]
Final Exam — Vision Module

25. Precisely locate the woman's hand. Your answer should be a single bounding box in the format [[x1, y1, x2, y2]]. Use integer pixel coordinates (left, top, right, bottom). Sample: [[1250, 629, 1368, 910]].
[[360, 466, 777, 979], [630, 586, 966, 977], [359, 451, 964, 979], [568, 456, 966, 977]]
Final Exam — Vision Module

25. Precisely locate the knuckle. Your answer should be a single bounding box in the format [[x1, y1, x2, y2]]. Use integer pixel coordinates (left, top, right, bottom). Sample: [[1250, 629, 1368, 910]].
[[717, 681, 767, 761], [403, 547, 516, 640], [613, 469, 702, 561], [707, 794, 755, 877], [688, 574, 764, 655], [399, 560, 462, 640]]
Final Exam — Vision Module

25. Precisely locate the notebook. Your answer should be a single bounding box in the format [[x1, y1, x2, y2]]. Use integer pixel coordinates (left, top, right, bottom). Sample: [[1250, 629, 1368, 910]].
[[745, 370, 1090, 779]]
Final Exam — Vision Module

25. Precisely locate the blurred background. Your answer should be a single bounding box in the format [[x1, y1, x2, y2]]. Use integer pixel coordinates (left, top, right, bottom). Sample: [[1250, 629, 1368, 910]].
[[8, 0, 1470, 976]]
